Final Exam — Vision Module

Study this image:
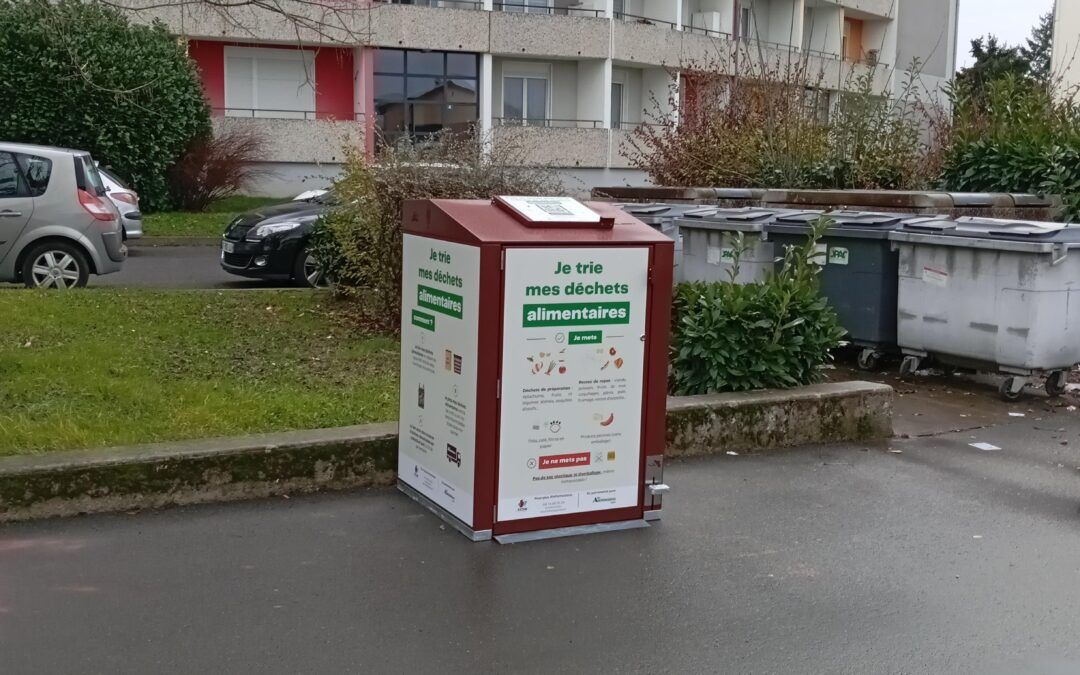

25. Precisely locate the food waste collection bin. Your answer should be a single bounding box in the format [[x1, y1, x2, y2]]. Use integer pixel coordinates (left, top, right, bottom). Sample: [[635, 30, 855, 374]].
[[397, 196, 674, 542], [889, 216, 1080, 400], [678, 207, 820, 285], [764, 211, 916, 370]]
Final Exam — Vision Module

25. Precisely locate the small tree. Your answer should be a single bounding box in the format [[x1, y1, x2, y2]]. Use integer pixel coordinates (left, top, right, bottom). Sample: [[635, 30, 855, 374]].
[[1021, 11, 1055, 84], [0, 0, 210, 211]]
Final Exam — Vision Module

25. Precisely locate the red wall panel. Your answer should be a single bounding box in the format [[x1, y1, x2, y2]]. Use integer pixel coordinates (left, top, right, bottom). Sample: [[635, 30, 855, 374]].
[[315, 48, 355, 121], [187, 40, 225, 114]]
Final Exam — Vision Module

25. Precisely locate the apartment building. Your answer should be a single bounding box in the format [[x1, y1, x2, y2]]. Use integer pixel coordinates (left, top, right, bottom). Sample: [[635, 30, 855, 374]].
[[142, 0, 959, 196], [1053, 0, 1080, 94]]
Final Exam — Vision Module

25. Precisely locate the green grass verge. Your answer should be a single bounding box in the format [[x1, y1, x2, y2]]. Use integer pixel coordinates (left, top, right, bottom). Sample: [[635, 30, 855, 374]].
[[143, 196, 285, 238], [0, 289, 399, 456]]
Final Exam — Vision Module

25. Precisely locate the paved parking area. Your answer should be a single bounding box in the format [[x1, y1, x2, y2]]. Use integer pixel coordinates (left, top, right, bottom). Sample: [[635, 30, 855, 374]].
[[3, 412, 1080, 673]]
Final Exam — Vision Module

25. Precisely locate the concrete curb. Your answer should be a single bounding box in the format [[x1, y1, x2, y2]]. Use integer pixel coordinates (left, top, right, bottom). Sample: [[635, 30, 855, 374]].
[[133, 237, 219, 247], [0, 382, 891, 523]]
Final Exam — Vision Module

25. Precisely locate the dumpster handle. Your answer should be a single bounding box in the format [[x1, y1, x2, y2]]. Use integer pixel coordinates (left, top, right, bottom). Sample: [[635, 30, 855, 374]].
[[1051, 243, 1069, 266]]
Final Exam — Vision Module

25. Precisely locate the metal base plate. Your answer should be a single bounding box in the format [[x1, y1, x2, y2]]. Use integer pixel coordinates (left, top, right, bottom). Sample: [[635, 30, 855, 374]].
[[397, 481, 492, 542], [494, 518, 649, 545], [644, 509, 662, 522]]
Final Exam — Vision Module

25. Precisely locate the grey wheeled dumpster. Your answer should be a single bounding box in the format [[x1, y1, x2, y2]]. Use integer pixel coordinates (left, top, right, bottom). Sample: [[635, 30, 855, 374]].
[[677, 207, 820, 285], [764, 211, 917, 370], [889, 216, 1080, 400], [615, 203, 702, 281]]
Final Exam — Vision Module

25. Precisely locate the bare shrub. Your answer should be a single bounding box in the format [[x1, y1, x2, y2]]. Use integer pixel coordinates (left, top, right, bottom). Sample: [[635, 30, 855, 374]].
[[312, 130, 560, 333], [167, 125, 270, 211]]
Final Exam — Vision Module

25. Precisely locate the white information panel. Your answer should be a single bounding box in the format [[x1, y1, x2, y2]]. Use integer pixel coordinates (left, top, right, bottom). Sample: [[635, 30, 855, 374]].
[[399, 234, 480, 526], [498, 196, 601, 224], [497, 247, 650, 521]]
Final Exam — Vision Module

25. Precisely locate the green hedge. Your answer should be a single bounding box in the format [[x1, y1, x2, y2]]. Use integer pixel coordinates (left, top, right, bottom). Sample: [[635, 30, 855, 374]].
[[0, 0, 210, 211]]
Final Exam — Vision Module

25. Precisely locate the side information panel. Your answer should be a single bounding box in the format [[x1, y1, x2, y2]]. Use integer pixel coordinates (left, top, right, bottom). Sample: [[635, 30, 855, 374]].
[[498, 246, 649, 522], [399, 234, 480, 526]]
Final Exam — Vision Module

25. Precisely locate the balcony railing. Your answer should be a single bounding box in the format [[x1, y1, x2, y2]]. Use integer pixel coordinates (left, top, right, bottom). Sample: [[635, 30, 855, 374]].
[[374, 0, 484, 9], [615, 11, 678, 29], [493, 2, 604, 17], [215, 108, 364, 121], [493, 117, 603, 128]]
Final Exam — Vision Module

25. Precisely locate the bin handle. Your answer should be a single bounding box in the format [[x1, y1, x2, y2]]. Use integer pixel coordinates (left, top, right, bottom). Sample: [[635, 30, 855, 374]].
[[1051, 243, 1069, 266]]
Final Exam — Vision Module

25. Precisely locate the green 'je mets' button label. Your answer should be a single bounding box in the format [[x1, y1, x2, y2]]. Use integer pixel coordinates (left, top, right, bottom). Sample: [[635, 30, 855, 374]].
[[568, 330, 603, 345], [411, 309, 436, 331]]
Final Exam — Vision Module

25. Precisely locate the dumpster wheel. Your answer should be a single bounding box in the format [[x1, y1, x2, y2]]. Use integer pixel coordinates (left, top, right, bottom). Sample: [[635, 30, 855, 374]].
[[1046, 370, 1069, 398], [857, 349, 883, 372], [899, 356, 920, 379], [999, 377, 1025, 402]]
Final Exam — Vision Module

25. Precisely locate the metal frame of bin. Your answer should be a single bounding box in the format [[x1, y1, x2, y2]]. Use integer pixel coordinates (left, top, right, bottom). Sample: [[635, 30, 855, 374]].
[[889, 216, 1080, 401]]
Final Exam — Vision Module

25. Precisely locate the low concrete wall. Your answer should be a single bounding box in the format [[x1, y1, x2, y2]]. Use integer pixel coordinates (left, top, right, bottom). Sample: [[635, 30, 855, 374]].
[[0, 382, 891, 522], [666, 382, 893, 457]]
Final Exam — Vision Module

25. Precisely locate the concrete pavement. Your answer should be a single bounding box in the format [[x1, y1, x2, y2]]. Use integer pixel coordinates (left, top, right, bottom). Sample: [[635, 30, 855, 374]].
[[4, 414, 1080, 673]]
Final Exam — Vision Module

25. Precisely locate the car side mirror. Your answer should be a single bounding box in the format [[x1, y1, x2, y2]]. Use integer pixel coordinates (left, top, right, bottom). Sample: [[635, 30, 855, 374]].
[[97, 186, 108, 197]]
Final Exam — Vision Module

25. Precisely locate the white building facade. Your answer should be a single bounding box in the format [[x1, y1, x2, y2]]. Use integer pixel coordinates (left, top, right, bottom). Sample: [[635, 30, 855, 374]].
[[138, 0, 960, 195]]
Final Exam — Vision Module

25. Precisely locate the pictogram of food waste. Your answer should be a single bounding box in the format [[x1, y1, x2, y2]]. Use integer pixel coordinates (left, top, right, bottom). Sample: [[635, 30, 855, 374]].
[[597, 346, 625, 371], [527, 349, 567, 375]]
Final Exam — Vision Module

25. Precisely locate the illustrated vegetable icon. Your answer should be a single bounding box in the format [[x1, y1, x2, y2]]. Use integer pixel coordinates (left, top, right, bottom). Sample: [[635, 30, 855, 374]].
[[600, 413, 615, 427]]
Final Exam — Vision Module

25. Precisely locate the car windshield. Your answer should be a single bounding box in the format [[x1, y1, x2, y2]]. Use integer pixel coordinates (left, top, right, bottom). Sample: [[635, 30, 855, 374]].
[[99, 166, 130, 190], [310, 190, 338, 206]]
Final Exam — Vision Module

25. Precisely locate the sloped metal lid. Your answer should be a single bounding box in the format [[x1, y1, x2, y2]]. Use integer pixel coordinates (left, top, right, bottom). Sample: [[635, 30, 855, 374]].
[[772, 210, 908, 227], [897, 216, 1074, 241]]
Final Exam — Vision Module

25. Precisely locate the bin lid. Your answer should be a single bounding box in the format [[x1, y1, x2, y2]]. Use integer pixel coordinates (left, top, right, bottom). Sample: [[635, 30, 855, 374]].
[[615, 202, 713, 225], [766, 210, 911, 240], [890, 215, 1080, 252], [675, 206, 814, 232]]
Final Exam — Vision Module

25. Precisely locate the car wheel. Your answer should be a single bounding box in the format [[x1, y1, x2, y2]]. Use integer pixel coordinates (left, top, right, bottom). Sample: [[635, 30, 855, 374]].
[[293, 246, 328, 289], [22, 242, 89, 289]]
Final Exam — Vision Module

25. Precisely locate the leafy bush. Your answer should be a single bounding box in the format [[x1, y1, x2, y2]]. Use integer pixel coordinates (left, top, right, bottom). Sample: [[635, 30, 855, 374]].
[[670, 219, 846, 395], [312, 132, 559, 332], [167, 126, 269, 212], [940, 76, 1080, 219], [0, 0, 210, 211]]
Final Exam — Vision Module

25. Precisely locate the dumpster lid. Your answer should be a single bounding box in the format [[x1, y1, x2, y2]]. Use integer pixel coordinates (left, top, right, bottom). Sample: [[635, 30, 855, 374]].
[[773, 210, 907, 227], [896, 216, 1073, 240], [494, 195, 612, 229], [680, 207, 784, 222]]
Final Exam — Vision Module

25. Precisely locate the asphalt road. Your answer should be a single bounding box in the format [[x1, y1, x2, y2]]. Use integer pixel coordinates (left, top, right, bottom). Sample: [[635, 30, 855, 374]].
[[91, 243, 294, 289], [4, 414, 1080, 673]]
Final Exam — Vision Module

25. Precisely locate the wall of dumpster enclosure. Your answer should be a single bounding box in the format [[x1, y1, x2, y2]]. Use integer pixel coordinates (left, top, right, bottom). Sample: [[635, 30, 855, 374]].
[[603, 188, 1078, 402]]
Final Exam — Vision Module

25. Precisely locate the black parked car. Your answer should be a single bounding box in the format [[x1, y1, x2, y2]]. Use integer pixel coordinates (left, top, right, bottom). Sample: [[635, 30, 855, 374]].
[[220, 191, 335, 287]]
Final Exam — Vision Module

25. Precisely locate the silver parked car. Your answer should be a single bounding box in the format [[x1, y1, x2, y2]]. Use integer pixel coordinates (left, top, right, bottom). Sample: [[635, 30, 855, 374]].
[[0, 142, 125, 288], [98, 165, 142, 239]]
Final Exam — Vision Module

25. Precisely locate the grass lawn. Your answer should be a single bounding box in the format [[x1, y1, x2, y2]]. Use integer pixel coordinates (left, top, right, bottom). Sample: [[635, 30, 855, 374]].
[[0, 289, 399, 456], [142, 196, 285, 238]]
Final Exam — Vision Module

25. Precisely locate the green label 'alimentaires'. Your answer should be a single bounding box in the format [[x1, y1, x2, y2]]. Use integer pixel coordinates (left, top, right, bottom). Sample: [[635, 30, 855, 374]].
[[417, 284, 463, 319], [523, 302, 630, 327]]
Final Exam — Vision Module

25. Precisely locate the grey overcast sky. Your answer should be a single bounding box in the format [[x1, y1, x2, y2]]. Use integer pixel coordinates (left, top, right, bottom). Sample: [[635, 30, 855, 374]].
[[956, 0, 1055, 69]]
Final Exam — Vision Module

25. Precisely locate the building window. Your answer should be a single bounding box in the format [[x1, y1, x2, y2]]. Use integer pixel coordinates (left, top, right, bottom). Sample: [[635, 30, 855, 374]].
[[738, 5, 752, 40], [613, 0, 624, 18], [373, 49, 480, 143], [611, 81, 623, 129], [224, 47, 315, 119], [502, 0, 552, 14], [503, 75, 548, 125]]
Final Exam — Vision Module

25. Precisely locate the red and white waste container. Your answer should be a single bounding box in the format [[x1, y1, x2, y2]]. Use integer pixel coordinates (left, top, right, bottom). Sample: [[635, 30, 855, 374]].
[[397, 196, 674, 542]]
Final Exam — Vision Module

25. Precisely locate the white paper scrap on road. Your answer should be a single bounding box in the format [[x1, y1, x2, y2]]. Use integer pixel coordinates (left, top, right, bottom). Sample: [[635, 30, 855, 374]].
[[1008, 412, 1026, 417], [970, 442, 1002, 452]]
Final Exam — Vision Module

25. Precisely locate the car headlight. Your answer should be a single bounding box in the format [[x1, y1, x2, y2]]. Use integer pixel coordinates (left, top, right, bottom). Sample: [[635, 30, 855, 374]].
[[247, 221, 303, 241]]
